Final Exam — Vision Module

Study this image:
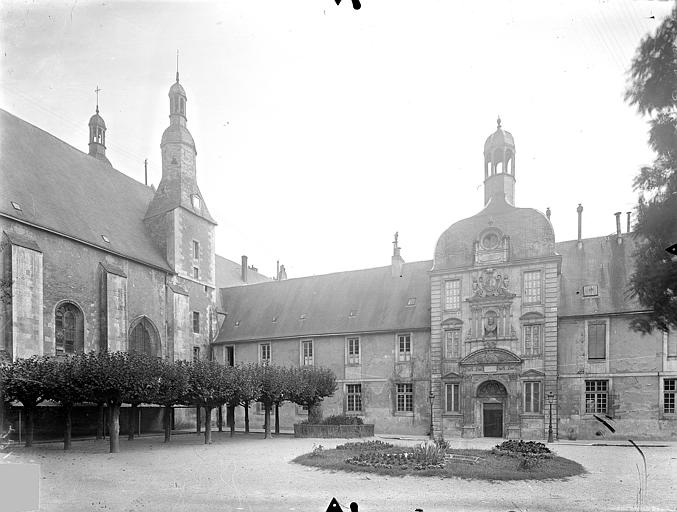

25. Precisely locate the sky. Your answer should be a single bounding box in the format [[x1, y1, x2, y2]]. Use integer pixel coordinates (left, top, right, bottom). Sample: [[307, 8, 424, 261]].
[[1, 0, 673, 279]]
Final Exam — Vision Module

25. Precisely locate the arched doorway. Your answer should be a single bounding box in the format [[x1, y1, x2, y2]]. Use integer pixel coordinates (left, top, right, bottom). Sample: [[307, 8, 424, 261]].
[[477, 380, 507, 437], [55, 302, 85, 355], [128, 317, 161, 357]]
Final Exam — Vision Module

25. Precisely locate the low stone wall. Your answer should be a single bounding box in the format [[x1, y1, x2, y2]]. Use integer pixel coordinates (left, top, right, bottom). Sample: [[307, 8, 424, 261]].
[[293, 423, 375, 438]]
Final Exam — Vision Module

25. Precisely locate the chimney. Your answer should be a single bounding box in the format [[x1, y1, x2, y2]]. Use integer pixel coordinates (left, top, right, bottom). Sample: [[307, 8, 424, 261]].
[[144, 158, 148, 186], [546, 207, 551, 221], [577, 204, 583, 249], [241, 255, 248, 283], [615, 212, 622, 244], [626, 211, 632, 233], [391, 232, 404, 278]]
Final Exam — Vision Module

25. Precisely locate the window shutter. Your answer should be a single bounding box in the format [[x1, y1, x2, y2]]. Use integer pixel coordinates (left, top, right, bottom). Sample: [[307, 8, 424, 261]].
[[588, 322, 606, 359]]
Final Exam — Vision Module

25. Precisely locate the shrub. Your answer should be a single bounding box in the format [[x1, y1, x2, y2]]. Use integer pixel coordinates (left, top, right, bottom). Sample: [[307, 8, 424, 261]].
[[336, 440, 393, 451], [305, 414, 364, 425], [434, 437, 450, 452], [493, 440, 551, 455], [310, 443, 325, 458]]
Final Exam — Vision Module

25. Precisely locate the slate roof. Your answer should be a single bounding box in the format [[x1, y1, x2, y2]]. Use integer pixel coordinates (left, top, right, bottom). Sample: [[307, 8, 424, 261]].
[[434, 194, 556, 270], [215, 255, 271, 289], [0, 109, 172, 271], [556, 233, 643, 317], [215, 260, 432, 343]]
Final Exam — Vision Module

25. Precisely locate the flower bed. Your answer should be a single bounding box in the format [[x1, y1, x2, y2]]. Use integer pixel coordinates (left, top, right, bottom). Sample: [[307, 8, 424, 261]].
[[492, 440, 553, 458], [293, 423, 374, 438], [336, 440, 393, 451]]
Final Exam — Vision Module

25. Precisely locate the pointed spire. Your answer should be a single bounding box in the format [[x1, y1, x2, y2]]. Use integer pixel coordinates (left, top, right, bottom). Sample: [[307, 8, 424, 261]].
[[176, 49, 180, 82], [496, 115, 501, 129]]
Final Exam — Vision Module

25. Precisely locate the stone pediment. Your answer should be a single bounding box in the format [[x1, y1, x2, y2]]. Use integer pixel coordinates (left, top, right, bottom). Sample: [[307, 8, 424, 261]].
[[520, 369, 545, 378], [442, 371, 462, 380], [459, 348, 521, 366]]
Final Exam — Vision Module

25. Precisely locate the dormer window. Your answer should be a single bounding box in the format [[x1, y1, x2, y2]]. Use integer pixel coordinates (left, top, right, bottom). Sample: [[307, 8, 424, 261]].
[[101, 235, 110, 243], [191, 194, 201, 210], [406, 297, 416, 307], [11, 201, 22, 211]]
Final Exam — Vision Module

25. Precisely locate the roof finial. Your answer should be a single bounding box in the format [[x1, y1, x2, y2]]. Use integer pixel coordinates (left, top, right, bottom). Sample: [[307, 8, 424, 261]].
[[176, 49, 180, 82], [496, 115, 501, 129], [95, 85, 102, 114]]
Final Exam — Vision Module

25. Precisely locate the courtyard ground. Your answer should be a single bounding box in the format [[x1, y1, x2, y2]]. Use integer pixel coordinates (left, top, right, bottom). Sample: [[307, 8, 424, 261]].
[[2, 432, 676, 512]]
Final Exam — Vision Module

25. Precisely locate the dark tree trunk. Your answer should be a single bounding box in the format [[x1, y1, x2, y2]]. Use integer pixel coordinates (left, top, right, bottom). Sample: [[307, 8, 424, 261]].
[[96, 403, 105, 440], [163, 405, 172, 443], [196, 405, 201, 433], [274, 403, 280, 434], [218, 406, 223, 432], [25, 406, 34, 448], [204, 406, 212, 444], [108, 402, 120, 454], [128, 404, 137, 440], [228, 405, 235, 437], [264, 404, 271, 439], [64, 405, 72, 450], [244, 403, 250, 433]]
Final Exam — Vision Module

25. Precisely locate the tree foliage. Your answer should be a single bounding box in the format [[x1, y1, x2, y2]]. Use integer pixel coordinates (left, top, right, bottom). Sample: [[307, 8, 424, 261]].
[[625, 6, 677, 333], [285, 366, 337, 423]]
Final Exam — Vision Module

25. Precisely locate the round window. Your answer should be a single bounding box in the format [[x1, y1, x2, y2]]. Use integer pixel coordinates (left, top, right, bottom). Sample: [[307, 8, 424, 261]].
[[482, 232, 500, 249]]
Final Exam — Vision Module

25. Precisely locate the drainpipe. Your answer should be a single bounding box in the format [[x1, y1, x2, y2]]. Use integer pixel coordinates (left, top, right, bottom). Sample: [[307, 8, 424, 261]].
[[577, 204, 583, 249]]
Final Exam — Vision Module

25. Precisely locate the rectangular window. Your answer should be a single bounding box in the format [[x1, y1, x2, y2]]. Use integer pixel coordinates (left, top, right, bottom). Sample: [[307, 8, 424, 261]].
[[444, 279, 461, 311], [301, 339, 314, 366], [192, 346, 200, 361], [396, 383, 413, 412], [192, 311, 200, 333], [524, 381, 541, 413], [523, 324, 542, 356], [193, 240, 200, 259], [588, 321, 607, 359], [523, 270, 542, 304], [445, 383, 460, 413], [193, 266, 199, 279], [585, 380, 608, 414], [444, 329, 461, 359], [259, 342, 271, 365], [397, 334, 412, 362], [346, 384, 362, 412], [226, 346, 234, 367], [664, 379, 676, 414], [347, 337, 360, 365]]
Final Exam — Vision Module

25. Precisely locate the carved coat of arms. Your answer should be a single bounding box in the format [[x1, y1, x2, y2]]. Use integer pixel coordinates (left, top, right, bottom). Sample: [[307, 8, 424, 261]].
[[471, 268, 511, 298]]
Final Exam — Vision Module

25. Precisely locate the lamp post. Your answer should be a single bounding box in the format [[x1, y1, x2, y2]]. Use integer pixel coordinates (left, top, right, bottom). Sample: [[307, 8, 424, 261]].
[[547, 391, 554, 443], [428, 391, 435, 440]]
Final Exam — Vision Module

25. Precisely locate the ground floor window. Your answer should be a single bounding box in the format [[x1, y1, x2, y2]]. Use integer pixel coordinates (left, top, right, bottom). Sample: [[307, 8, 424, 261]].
[[523, 381, 541, 413], [585, 380, 608, 414], [664, 378, 676, 414], [445, 383, 460, 412], [346, 384, 362, 412], [396, 383, 413, 412]]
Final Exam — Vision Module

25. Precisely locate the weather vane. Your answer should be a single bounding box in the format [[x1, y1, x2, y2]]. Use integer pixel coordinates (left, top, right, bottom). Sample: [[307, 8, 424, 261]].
[[95, 85, 102, 114]]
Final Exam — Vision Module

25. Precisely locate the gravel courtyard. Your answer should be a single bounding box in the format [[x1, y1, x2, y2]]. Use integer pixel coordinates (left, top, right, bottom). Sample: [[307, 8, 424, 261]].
[[3, 432, 676, 512]]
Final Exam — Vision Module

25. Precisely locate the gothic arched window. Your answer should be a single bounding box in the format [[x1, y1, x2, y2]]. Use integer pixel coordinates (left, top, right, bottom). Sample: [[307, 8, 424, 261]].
[[55, 302, 84, 355], [129, 317, 160, 357]]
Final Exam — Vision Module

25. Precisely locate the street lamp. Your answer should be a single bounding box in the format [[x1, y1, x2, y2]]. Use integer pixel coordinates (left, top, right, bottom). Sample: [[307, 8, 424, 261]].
[[428, 391, 435, 440], [546, 391, 554, 443]]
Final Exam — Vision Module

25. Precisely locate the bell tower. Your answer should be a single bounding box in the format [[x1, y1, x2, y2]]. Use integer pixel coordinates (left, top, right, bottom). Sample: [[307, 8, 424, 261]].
[[483, 117, 515, 206], [88, 86, 110, 165]]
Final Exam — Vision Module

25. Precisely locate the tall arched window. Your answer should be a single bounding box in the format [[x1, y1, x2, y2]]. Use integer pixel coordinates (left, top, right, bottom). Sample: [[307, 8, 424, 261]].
[[55, 302, 84, 355], [129, 317, 161, 357]]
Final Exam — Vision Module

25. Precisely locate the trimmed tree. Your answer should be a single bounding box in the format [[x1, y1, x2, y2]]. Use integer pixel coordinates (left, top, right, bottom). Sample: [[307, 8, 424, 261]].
[[233, 363, 262, 434], [3, 356, 51, 447], [287, 366, 337, 424], [43, 354, 91, 450], [156, 359, 190, 443], [186, 360, 236, 444], [124, 352, 161, 441], [257, 364, 287, 439]]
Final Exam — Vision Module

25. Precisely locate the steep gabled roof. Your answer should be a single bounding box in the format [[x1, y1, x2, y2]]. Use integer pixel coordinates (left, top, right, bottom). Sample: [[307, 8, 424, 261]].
[[215, 260, 432, 343], [0, 109, 172, 271], [556, 233, 643, 317]]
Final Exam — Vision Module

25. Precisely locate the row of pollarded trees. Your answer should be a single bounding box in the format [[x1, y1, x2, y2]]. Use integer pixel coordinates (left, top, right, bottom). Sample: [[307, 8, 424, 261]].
[[0, 351, 337, 452]]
